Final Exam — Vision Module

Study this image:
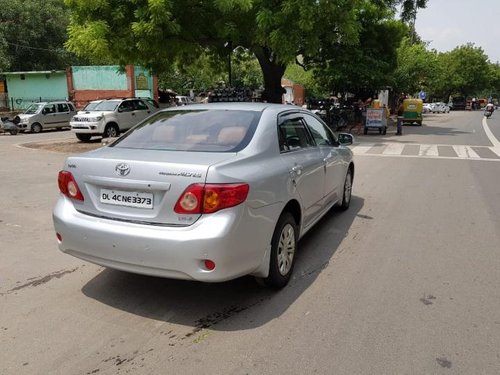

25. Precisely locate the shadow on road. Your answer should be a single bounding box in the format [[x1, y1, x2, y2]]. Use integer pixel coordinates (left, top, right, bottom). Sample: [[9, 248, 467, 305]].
[[81, 196, 364, 335]]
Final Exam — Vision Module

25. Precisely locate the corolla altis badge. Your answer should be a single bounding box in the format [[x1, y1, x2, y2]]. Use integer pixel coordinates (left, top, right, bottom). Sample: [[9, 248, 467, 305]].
[[115, 163, 131, 176]]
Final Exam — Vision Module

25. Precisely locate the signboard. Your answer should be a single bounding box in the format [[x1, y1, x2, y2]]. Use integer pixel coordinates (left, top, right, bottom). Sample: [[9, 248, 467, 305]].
[[366, 108, 385, 128], [135, 73, 149, 90]]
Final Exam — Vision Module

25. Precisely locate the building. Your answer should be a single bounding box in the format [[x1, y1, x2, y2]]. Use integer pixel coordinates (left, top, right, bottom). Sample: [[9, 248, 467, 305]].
[[281, 78, 305, 106], [3, 65, 158, 110]]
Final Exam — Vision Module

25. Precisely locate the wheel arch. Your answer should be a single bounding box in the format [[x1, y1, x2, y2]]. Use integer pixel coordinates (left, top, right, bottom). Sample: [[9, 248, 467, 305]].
[[348, 161, 355, 180], [282, 199, 301, 230], [251, 199, 302, 279], [105, 121, 119, 130]]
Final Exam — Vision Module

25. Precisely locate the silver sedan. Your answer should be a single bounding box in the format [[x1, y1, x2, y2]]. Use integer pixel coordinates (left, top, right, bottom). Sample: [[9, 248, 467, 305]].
[[53, 103, 355, 288]]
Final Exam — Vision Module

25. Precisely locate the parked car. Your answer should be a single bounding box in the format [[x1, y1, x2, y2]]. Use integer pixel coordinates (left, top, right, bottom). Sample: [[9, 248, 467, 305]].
[[175, 95, 193, 106], [431, 102, 450, 113], [70, 98, 159, 142], [14, 101, 76, 133], [53, 103, 355, 288], [423, 103, 433, 113]]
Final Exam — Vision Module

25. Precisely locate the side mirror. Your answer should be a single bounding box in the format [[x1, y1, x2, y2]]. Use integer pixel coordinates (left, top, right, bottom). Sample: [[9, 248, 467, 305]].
[[338, 133, 353, 146], [42, 109, 47, 115]]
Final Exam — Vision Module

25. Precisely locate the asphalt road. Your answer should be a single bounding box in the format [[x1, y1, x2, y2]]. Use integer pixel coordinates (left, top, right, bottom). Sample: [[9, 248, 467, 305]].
[[1, 111, 500, 374]]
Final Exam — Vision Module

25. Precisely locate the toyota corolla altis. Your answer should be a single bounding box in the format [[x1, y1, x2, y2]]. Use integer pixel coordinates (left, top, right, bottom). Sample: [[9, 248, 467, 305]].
[[53, 103, 354, 288]]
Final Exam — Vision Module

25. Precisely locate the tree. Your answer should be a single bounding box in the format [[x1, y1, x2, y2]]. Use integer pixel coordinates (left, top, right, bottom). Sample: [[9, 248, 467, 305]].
[[0, 0, 81, 72], [65, 0, 426, 103], [309, 2, 407, 99], [158, 52, 227, 95], [393, 38, 438, 98], [437, 44, 489, 98], [65, 0, 427, 103]]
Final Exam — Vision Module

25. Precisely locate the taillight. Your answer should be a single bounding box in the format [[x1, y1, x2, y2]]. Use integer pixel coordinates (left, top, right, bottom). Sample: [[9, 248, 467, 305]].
[[174, 183, 249, 214], [58, 170, 84, 201]]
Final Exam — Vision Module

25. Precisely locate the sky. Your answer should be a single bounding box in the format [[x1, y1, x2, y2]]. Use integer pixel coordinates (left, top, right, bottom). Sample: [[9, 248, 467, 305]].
[[415, 0, 500, 63]]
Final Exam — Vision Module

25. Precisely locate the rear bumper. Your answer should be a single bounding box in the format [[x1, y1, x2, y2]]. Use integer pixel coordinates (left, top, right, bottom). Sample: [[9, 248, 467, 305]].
[[52, 196, 274, 282]]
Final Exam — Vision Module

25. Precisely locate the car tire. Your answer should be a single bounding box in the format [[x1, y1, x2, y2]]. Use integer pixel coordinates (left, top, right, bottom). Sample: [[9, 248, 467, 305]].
[[260, 212, 297, 289], [31, 123, 42, 133], [9, 128, 18, 135], [76, 133, 92, 142], [103, 123, 119, 138], [339, 167, 353, 211], [363, 127, 368, 135], [382, 127, 387, 135]]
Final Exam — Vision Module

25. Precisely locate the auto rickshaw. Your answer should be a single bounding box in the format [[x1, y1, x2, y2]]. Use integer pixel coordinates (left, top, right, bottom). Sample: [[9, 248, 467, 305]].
[[403, 98, 423, 126]]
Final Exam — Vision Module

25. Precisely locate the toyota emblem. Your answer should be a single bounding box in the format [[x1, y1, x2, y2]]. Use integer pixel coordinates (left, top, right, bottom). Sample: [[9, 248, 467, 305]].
[[115, 163, 130, 176]]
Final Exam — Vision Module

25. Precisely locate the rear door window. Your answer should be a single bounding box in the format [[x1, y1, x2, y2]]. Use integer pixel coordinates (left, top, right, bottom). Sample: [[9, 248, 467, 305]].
[[118, 101, 134, 112], [133, 100, 148, 111], [43, 104, 56, 114], [57, 103, 69, 113]]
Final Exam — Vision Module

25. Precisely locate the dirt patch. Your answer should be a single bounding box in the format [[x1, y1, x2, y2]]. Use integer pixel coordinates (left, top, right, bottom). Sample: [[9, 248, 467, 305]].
[[21, 138, 105, 153]]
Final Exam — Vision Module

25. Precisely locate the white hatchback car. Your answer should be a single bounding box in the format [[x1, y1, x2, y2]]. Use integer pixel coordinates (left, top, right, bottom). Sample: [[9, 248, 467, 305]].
[[15, 101, 76, 133], [54, 103, 355, 288], [431, 102, 450, 113]]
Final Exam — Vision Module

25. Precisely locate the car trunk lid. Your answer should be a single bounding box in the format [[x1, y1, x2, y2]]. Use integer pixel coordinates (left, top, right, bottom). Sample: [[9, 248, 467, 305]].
[[64, 148, 235, 226]]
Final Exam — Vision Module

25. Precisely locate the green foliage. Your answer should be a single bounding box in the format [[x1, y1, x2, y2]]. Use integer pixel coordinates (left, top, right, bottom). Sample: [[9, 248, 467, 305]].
[[158, 48, 262, 94], [284, 64, 327, 99], [0, 0, 81, 71], [438, 44, 489, 97], [158, 52, 226, 94], [311, 2, 407, 98], [393, 38, 437, 96], [231, 48, 263, 88], [64, 0, 428, 102]]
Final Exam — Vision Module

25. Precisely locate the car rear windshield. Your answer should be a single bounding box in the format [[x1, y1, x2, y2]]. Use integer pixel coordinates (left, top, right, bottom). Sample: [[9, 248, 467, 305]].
[[112, 109, 261, 152]]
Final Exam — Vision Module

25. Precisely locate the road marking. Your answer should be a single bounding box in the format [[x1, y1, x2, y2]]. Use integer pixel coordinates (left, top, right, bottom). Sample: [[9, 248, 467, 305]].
[[452, 145, 480, 159], [352, 144, 375, 154], [382, 143, 405, 155], [350, 142, 500, 161], [419, 144, 439, 156], [483, 116, 500, 150]]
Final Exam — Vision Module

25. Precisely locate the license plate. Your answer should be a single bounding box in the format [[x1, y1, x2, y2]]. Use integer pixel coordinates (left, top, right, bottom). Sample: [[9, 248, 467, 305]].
[[100, 188, 153, 209]]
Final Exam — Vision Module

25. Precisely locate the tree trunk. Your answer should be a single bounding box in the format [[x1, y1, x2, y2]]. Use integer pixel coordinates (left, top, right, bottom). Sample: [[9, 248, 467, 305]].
[[253, 46, 286, 104]]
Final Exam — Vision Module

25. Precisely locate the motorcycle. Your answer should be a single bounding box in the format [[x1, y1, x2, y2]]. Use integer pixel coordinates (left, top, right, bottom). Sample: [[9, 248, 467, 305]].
[[484, 108, 494, 118], [0, 117, 19, 135]]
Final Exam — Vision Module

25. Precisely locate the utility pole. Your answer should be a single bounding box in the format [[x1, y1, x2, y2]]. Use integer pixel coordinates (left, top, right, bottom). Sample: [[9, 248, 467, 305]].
[[225, 41, 233, 87]]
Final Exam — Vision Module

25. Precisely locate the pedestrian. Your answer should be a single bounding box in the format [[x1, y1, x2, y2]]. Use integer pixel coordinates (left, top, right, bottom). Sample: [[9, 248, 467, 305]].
[[353, 99, 363, 126], [396, 100, 404, 135]]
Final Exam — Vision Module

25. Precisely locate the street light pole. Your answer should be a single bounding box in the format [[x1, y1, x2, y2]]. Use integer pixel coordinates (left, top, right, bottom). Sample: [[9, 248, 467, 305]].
[[224, 41, 233, 87]]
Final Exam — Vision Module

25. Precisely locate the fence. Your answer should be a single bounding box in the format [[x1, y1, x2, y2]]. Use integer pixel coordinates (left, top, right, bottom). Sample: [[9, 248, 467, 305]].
[[8, 97, 68, 111]]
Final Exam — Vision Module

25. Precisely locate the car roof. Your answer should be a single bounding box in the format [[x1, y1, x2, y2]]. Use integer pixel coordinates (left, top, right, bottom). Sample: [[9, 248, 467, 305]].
[[33, 101, 72, 105], [159, 102, 300, 113]]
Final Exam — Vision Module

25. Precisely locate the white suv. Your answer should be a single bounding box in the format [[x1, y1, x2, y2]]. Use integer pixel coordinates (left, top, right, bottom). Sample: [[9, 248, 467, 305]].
[[70, 98, 158, 142]]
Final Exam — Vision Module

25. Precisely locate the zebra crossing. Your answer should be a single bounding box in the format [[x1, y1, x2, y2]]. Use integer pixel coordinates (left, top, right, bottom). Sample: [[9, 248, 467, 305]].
[[350, 142, 500, 161]]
